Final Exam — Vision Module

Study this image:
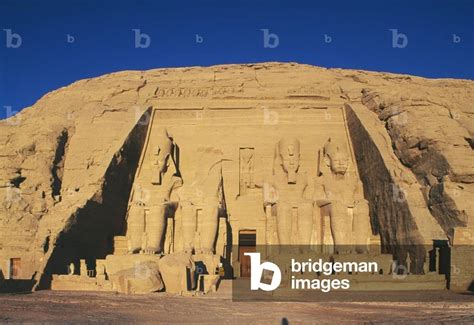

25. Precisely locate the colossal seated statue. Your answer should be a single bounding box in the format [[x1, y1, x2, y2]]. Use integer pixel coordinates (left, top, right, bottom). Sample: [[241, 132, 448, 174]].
[[176, 147, 227, 255], [314, 138, 371, 254], [126, 128, 182, 255], [263, 137, 314, 246]]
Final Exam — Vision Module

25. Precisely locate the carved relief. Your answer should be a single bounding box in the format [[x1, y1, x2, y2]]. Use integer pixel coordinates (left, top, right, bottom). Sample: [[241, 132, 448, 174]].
[[287, 86, 331, 100], [154, 86, 243, 98], [212, 85, 244, 96], [126, 127, 182, 255], [176, 147, 227, 255], [314, 138, 371, 254], [156, 87, 210, 98], [263, 137, 314, 246], [239, 148, 255, 195]]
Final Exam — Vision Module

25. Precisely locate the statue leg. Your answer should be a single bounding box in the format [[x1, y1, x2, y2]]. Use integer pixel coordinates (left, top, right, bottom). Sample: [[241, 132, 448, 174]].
[[199, 200, 219, 254], [311, 205, 322, 251], [297, 202, 313, 247], [276, 202, 292, 246], [353, 200, 370, 254], [145, 203, 167, 254], [329, 202, 353, 254], [126, 205, 145, 254], [181, 201, 196, 253]]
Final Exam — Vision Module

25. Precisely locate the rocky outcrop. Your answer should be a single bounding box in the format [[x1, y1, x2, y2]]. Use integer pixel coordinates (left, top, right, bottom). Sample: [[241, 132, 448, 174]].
[[345, 103, 446, 272], [361, 87, 473, 240], [0, 62, 472, 288], [112, 261, 163, 294]]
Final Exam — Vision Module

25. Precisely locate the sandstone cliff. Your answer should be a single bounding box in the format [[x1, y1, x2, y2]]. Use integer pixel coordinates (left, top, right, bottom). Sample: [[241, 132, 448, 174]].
[[0, 63, 472, 286]]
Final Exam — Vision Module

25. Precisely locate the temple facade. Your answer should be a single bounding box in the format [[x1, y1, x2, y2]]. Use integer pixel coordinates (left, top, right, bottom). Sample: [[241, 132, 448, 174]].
[[120, 104, 377, 275], [1, 63, 471, 294]]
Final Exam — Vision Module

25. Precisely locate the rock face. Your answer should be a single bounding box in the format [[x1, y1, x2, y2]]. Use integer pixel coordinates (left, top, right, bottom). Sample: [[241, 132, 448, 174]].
[[112, 261, 163, 294], [360, 88, 473, 239], [0, 62, 472, 290]]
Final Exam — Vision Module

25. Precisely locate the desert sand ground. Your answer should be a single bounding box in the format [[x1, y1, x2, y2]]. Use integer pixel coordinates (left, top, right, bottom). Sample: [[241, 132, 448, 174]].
[[1, 281, 473, 324]]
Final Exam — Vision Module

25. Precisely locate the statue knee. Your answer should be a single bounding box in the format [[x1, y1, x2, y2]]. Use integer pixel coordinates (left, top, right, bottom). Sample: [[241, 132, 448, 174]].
[[276, 201, 291, 211]]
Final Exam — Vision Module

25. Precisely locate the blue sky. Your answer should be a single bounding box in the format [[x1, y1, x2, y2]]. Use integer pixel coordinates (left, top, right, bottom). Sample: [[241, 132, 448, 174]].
[[1, 0, 473, 119]]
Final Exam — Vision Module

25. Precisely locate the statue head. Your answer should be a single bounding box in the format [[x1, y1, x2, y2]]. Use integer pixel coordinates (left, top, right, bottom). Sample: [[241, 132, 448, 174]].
[[154, 128, 175, 184], [274, 137, 300, 184], [329, 151, 349, 175], [323, 138, 349, 176]]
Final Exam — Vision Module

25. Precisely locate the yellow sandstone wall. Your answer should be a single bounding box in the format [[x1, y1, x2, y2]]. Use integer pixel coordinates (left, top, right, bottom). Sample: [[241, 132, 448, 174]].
[[0, 63, 472, 289]]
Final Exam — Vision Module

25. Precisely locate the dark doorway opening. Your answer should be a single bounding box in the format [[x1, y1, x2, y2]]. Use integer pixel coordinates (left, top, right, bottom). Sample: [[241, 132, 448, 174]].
[[10, 258, 21, 279], [238, 230, 256, 277]]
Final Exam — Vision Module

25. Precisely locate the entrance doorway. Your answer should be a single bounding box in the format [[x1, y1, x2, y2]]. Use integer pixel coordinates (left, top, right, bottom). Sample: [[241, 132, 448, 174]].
[[10, 258, 21, 279], [238, 230, 256, 277]]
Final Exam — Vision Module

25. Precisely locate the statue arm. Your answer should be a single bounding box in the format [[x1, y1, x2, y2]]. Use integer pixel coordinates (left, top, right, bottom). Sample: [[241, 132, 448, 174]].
[[315, 183, 332, 207], [353, 182, 366, 202], [164, 176, 183, 201], [252, 174, 267, 189], [262, 181, 278, 206]]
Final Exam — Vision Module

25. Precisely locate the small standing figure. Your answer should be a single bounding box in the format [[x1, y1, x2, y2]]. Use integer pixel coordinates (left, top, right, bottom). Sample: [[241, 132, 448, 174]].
[[239, 148, 255, 195], [68, 262, 75, 275]]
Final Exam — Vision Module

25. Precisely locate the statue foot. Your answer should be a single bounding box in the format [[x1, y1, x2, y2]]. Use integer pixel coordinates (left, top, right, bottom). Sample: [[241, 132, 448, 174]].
[[140, 248, 157, 255]]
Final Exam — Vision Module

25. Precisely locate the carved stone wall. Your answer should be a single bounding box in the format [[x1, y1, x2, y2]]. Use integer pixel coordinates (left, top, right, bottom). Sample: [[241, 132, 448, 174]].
[[0, 62, 471, 290]]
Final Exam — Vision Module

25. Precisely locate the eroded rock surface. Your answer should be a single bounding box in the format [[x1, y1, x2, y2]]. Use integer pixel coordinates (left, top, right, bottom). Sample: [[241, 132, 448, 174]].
[[0, 62, 472, 288]]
